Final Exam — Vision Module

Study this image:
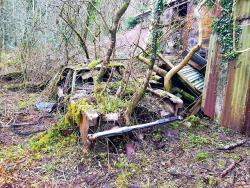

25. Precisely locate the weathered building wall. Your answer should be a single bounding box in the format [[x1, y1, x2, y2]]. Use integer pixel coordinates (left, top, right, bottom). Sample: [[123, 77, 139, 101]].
[[183, 4, 214, 57], [202, 0, 250, 135]]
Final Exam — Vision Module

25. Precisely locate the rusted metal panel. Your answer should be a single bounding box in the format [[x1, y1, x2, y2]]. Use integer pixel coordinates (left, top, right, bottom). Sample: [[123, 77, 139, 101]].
[[245, 80, 250, 136], [202, 34, 220, 118], [179, 65, 204, 92], [234, 0, 250, 20], [220, 61, 237, 130], [224, 22, 250, 133], [202, 0, 250, 135]]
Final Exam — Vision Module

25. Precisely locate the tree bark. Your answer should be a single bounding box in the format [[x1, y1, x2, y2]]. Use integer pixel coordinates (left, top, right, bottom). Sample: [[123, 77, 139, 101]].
[[125, 0, 164, 124], [96, 0, 131, 82], [60, 14, 90, 60], [137, 54, 167, 77]]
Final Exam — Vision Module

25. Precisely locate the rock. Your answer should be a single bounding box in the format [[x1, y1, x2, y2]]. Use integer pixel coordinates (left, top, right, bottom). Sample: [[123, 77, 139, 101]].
[[35, 102, 56, 113], [244, 140, 250, 147], [128, 186, 141, 188], [126, 143, 135, 157], [165, 129, 179, 140]]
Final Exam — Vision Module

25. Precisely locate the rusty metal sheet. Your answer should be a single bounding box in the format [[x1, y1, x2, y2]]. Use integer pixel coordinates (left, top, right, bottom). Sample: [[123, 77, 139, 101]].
[[179, 65, 205, 92], [245, 80, 250, 136], [202, 34, 220, 118], [202, 0, 250, 135], [234, 0, 250, 20], [221, 61, 237, 130], [223, 22, 250, 133]]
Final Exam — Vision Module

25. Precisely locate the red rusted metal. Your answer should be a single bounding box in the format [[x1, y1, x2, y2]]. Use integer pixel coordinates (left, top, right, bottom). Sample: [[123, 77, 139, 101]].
[[245, 80, 250, 136], [202, 0, 250, 135], [202, 40, 221, 118], [221, 62, 237, 130]]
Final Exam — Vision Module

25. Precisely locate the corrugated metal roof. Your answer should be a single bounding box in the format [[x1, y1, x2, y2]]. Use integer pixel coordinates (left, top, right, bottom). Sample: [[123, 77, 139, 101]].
[[179, 65, 204, 92]]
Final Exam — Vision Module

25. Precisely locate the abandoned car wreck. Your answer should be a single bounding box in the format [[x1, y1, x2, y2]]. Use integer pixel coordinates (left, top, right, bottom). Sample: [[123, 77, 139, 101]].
[[0, 0, 249, 187]]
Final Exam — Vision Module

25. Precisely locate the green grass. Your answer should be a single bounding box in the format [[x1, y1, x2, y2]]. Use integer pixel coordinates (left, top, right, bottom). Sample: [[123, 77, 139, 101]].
[[188, 134, 210, 147], [152, 129, 163, 142], [114, 158, 141, 188], [17, 93, 37, 109], [180, 132, 214, 149], [195, 151, 209, 161], [183, 115, 202, 129]]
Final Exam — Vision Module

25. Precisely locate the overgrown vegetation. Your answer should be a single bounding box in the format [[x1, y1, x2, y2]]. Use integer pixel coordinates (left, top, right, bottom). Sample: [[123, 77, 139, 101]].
[[127, 16, 141, 29], [1, 0, 249, 187], [211, 0, 241, 60]]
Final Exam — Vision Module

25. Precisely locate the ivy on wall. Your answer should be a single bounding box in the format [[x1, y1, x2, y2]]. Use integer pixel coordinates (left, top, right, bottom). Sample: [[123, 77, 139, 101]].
[[211, 0, 241, 60], [193, 0, 241, 60]]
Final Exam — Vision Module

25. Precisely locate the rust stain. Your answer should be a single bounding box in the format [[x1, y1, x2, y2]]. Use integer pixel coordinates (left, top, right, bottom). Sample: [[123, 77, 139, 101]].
[[245, 80, 250, 135], [221, 62, 236, 130], [202, 60, 218, 118], [227, 17, 250, 133], [202, 35, 220, 118], [202, 0, 250, 135]]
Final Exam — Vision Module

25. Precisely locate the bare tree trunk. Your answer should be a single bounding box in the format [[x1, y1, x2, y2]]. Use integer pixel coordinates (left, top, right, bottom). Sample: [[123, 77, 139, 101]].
[[59, 1, 97, 61], [96, 0, 131, 82], [60, 14, 90, 60], [125, 0, 164, 124], [164, 1, 205, 91]]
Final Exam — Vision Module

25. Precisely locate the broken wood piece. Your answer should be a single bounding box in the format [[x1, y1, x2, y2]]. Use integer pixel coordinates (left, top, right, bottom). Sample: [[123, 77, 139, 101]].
[[171, 87, 196, 102], [79, 111, 99, 150], [147, 88, 183, 115], [182, 97, 202, 116], [217, 140, 247, 150], [88, 116, 182, 140], [137, 54, 167, 77], [221, 157, 243, 178], [188, 98, 202, 116]]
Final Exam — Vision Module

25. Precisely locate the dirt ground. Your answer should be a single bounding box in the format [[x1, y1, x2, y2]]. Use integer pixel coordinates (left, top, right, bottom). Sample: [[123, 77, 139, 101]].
[[0, 78, 250, 188]]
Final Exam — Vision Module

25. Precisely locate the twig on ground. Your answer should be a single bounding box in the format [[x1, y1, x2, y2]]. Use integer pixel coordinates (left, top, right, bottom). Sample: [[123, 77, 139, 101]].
[[2, 118, 14, 128], [221, 157, 243, 178], [217, 140, 247, 150]]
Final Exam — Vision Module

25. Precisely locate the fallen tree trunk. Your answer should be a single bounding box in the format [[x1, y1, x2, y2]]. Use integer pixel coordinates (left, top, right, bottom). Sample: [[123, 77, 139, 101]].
[[221, 157, 243, 178]]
